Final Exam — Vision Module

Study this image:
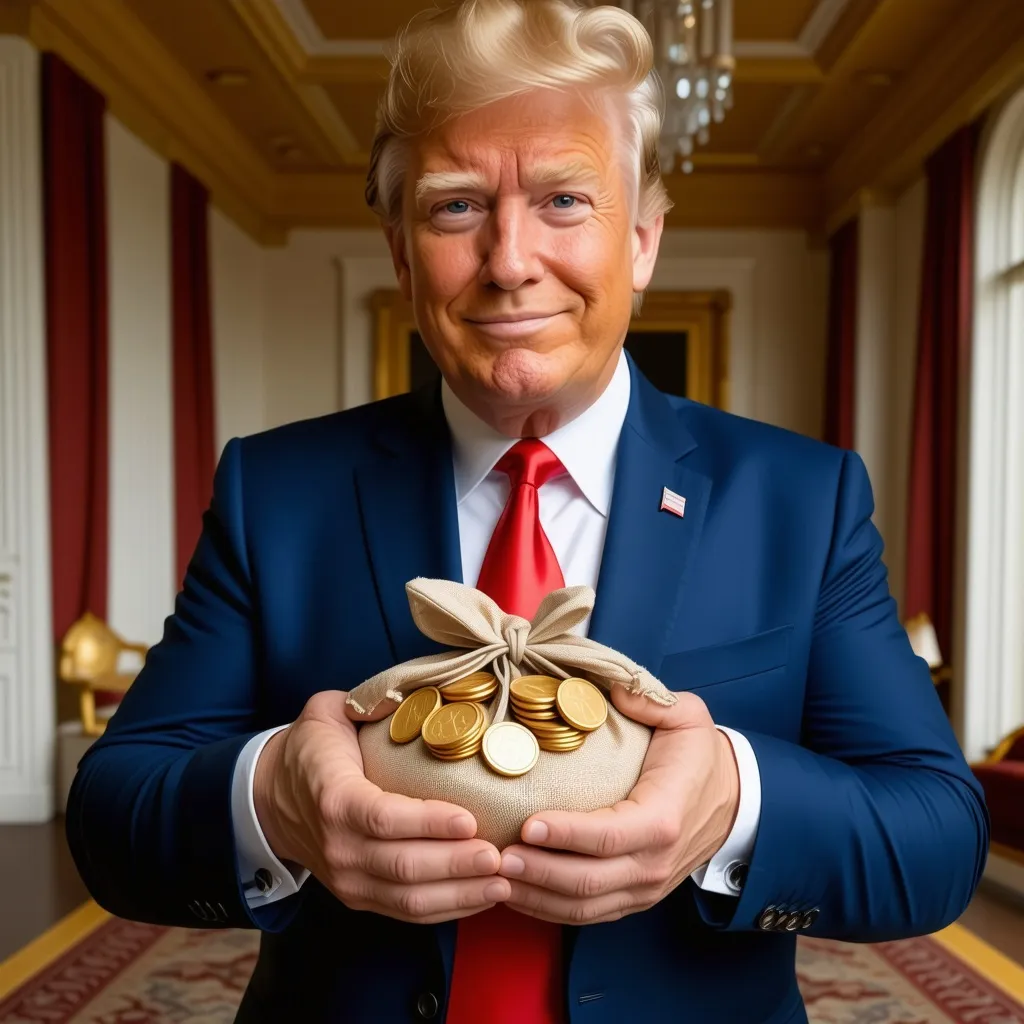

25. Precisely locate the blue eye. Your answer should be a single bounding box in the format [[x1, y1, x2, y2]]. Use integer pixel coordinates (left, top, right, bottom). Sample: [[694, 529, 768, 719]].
[[444, 200, 471, 214], [552, 195, 576, 208]]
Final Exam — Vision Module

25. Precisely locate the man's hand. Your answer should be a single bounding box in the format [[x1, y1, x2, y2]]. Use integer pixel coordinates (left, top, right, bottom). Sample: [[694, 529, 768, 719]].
[[497, 688, 740, 925], [253, 691, 510, 924]]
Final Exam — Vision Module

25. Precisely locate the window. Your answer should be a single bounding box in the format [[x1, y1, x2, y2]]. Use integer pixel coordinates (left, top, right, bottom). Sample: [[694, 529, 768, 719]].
[[963, 87, 1024, 761]]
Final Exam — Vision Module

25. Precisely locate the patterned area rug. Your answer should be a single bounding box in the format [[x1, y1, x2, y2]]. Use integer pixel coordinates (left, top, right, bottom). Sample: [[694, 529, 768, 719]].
[[1, 915, 1022, 1024]]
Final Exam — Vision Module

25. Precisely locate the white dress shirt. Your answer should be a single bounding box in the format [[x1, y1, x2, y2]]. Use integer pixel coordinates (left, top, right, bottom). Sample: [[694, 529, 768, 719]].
[[231, 352, 761, 907]]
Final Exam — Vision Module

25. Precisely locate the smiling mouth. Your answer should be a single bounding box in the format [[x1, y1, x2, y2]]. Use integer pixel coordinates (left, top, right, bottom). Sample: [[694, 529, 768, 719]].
[[464, 313, 564, 338]]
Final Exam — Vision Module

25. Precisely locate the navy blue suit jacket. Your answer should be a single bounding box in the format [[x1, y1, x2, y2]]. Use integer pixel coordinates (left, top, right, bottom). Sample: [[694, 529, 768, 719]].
[[67, 360, 988, 1023]]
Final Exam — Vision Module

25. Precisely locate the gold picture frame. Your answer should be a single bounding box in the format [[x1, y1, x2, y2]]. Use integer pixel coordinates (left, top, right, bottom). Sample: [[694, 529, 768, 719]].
[[370, 289, 731, 407]]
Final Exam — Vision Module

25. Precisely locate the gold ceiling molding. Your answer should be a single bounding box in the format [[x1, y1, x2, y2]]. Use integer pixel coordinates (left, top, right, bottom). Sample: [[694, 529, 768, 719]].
[[230, 0, 365, 165], [824, 0, 1024, 229], [20, 0, 286, 244]]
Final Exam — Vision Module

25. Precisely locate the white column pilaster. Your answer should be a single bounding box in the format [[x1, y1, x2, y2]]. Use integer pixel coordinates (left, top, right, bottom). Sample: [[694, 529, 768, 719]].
[[0, 38, 55, 822]]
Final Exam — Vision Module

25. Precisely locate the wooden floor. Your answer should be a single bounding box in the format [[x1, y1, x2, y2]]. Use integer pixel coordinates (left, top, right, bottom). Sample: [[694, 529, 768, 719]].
[[3, 819, 1024, 969]]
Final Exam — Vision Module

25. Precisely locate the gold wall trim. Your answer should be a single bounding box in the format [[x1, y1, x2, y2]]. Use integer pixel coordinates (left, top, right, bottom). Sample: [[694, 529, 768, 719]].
[[371, 289, 730, 409]]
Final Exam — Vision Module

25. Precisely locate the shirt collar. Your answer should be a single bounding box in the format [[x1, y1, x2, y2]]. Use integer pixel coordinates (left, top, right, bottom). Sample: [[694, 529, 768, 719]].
[[441, 350, 631, 517]]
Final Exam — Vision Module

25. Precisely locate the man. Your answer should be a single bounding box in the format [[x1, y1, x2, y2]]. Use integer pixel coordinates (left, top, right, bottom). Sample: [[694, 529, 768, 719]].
[[67, 1, 988, 1021]]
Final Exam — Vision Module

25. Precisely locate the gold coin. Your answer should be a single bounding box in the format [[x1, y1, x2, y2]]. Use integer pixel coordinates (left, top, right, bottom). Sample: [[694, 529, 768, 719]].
[[511, 706, 560, 721], [389, 687, 443, 744], [441, 672, 498, 702], [521, 719, 583, 737], [510, 676, 560, 705], [538, 733, 587, 748], [422, 702, 485, 750], [432, 742, 482, 761], [556, 678, 608, 732], [538, 741, 585, 753], [482, 722, 540, 777]]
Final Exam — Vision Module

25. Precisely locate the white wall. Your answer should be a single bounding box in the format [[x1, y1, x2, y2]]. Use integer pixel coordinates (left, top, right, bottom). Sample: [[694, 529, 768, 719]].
[[211, 208, 267, 452], [106, 114, 175, 647], [104, 117, 270, 653], [262, 228, 829, 439]]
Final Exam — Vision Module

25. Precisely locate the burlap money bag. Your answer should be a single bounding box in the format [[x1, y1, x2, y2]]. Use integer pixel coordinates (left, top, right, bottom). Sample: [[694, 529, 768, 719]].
[[347, 578, 677, 850]]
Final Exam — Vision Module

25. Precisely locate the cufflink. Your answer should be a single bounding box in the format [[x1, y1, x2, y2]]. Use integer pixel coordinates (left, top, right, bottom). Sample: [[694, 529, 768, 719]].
[[254, 868, 274, 895], [724, 860, 748, 893]]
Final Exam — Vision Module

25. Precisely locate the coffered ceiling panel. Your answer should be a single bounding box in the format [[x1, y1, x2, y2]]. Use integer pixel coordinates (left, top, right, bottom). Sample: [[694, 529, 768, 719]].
[[733, 0, 823, 41], [303, 0, 420, 40], [22, 0, 1022, 236]]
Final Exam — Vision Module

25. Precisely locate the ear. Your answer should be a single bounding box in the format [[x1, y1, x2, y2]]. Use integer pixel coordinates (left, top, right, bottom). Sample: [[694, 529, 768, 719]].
[[631, 213, 664, 293], [383, 222, 413, 302]]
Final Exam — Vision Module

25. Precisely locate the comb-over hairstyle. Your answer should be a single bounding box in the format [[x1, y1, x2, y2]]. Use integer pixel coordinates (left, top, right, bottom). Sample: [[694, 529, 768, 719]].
[[365, 0, 673, 228]]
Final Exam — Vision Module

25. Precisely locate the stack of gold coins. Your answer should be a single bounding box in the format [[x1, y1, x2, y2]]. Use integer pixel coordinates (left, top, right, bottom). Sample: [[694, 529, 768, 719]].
[[509, 675, 592, 752], [439, 671, 498, 704], [421, 701, 487, 761]]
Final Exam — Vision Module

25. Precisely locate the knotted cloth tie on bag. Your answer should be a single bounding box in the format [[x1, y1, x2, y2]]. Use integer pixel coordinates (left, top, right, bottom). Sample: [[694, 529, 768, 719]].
[[347, 578, 678, 850]]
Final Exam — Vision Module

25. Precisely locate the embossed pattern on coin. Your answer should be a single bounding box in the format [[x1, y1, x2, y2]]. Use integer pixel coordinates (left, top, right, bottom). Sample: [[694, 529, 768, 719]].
[[556, 678, 608, 732], [389, 686, 442, 744], [423, 702, 484, 750], [483, 722, 540, 777]]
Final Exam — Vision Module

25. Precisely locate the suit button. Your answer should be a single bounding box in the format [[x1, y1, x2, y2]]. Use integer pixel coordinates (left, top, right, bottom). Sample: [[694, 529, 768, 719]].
[[800, 908, 819, 930], [784, 912, 803, 931], [416, 991, 439, 1019], [757, 906, 778, 931]]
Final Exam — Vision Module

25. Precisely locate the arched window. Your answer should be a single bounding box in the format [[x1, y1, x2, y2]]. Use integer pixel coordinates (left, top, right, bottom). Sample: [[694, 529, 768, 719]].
[[963, 87, 1024, 761]]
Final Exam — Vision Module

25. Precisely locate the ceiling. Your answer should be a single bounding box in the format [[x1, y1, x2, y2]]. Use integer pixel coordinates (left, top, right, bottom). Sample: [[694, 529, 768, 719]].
[[9, 0, 1024, 239]]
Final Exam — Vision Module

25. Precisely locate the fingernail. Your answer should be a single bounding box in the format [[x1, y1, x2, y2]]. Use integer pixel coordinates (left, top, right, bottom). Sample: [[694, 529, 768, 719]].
[[523, 821, 548, 843], [474, 850, 497, 873], [485, 881, 509, 901], [501, 853, 525, 876]]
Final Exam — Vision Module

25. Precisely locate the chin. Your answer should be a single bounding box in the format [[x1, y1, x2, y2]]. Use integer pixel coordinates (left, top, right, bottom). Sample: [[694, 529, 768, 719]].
[[485, 348, 567, 402]]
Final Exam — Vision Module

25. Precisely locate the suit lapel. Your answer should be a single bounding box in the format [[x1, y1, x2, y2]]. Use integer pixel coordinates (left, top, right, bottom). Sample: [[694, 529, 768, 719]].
[[589, 361, 711, 678], [354, 385, 463, 665]]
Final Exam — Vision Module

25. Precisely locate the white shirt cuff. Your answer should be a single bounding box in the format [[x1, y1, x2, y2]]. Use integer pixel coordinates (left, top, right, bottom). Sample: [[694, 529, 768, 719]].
[[690, 726, 761, 896], [231, 725, 311, 907]]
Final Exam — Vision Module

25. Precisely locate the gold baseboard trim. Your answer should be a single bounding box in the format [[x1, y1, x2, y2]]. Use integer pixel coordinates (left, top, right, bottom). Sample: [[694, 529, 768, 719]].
[[0, 900, 109, 1000], [932, 921, 1024, 1002]]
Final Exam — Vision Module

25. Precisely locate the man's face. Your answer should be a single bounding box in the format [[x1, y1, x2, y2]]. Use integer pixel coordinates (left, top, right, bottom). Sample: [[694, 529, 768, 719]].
[[385, 89, 663, 435]]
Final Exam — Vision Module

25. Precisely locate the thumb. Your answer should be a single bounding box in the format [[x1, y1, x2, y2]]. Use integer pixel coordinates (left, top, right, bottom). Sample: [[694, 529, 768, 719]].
[[610, 686, 714, 730], [342, 690, 396, 724]]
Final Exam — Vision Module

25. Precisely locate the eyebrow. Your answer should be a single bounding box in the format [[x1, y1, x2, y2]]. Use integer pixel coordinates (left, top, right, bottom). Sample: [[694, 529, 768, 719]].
[[414, 160, 603, 201]]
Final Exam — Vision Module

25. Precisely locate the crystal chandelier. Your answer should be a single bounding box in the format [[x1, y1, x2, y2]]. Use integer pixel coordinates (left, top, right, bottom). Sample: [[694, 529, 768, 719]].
[[631, 0, 735, 173]]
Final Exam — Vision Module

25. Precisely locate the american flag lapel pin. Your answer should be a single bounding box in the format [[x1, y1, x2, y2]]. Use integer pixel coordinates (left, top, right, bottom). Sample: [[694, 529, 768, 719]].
[[660, 486, 686, 518]]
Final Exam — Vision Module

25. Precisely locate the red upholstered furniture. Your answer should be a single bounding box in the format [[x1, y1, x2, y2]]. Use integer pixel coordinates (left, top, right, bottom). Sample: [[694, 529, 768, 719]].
[[972, 726, 1024, 861]]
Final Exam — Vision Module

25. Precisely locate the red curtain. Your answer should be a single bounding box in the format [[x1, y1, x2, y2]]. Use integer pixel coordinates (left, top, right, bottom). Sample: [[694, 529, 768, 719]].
[[824, 218, 858, 449], [42, 54, 110, 642], [171, 164, 216, 586], [905, 124, 979, 708]]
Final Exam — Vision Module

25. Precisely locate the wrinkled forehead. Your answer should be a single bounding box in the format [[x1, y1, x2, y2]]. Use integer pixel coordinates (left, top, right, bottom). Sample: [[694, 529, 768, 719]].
[[407, 89, 628, 193]]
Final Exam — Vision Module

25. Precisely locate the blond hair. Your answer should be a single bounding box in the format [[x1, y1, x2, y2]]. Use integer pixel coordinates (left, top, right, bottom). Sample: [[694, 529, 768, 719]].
[[365, 0, 672, 228]]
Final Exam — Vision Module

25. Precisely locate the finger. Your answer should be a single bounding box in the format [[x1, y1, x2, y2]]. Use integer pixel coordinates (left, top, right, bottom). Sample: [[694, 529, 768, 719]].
[[499, 845, 643, 898], [505, 880, 640, 927], [344, 781, 477, 841], [343, 691, 395, 724], [361, 838, 501, 884], [520, 801, 669, 857], [610, 686, 713, 730], [357, 876, 512, 925]]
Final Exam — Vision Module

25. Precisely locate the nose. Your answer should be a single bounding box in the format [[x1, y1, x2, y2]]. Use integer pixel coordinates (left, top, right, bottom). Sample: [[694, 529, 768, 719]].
[[479, 198, 544, 291]]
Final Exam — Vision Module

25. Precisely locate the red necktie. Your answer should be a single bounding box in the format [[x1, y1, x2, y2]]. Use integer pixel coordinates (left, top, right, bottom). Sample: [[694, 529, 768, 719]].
[[446, 439, 566, 1024]]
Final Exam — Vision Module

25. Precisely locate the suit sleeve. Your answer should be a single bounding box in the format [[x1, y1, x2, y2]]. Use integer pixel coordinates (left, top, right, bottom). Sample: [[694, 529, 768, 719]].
[[65, 438, 301, 932], [692, 450, 989, 939]]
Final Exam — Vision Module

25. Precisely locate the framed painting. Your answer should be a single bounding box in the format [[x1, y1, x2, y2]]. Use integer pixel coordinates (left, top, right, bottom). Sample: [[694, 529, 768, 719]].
[[370, 289, 731, 408]]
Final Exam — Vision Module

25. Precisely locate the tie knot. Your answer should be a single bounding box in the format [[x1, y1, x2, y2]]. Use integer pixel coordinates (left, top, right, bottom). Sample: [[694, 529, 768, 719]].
[[495, 439, 565, 491]]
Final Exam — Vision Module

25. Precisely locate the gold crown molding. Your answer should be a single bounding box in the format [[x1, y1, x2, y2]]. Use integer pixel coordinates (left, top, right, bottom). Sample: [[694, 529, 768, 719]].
[[24, 0, 286, 245], [824, 0, 1024, 222], [230, 0, 364, 165]]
